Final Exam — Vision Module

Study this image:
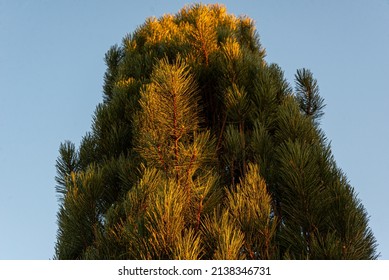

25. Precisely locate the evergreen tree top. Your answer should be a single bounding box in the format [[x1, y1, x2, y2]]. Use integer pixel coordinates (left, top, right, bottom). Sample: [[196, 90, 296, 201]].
[[103, 3, 265, 102], [55, 3, 378, 260]]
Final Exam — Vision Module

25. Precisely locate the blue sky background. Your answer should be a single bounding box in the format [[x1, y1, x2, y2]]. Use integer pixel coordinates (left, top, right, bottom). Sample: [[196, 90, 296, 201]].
[[0, 0, 388, 259]]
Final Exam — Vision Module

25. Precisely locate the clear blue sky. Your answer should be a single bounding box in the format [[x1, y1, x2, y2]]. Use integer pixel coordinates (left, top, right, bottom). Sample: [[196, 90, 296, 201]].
[[0, 0, 388, 259]]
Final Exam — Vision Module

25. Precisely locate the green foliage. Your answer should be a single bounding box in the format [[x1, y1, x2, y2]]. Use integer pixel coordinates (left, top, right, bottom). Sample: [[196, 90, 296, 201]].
[[227, 163, 277, 259], [55, 165, 105, 259], [295, 68, 325, 124], [103, 45, 124, 102], [202, 210, 245, 260], [54, 3, 378, 260], [55, 141, 80, 200]]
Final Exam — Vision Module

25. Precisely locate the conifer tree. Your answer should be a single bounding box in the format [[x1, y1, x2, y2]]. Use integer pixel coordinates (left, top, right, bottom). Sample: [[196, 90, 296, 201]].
[[54, 3, 378, 259]]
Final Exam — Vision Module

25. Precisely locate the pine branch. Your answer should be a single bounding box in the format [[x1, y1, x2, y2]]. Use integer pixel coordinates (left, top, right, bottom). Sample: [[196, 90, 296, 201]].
[[295, 68, 326, 124]]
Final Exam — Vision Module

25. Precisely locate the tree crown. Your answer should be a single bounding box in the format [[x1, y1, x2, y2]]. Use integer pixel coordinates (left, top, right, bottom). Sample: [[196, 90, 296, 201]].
[[54, 3, 378, 260]]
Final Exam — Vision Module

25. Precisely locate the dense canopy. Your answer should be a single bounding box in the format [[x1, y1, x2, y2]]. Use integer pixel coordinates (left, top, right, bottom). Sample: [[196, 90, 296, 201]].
[[55, 4, 378, 259]]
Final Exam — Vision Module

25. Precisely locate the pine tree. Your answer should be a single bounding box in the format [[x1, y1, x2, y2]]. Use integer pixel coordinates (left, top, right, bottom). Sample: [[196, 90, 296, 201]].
[[54, 3, 378, 259]]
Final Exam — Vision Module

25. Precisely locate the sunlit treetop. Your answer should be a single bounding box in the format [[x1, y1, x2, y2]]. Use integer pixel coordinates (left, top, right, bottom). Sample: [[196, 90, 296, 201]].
[[55, 3, 378, 260]]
